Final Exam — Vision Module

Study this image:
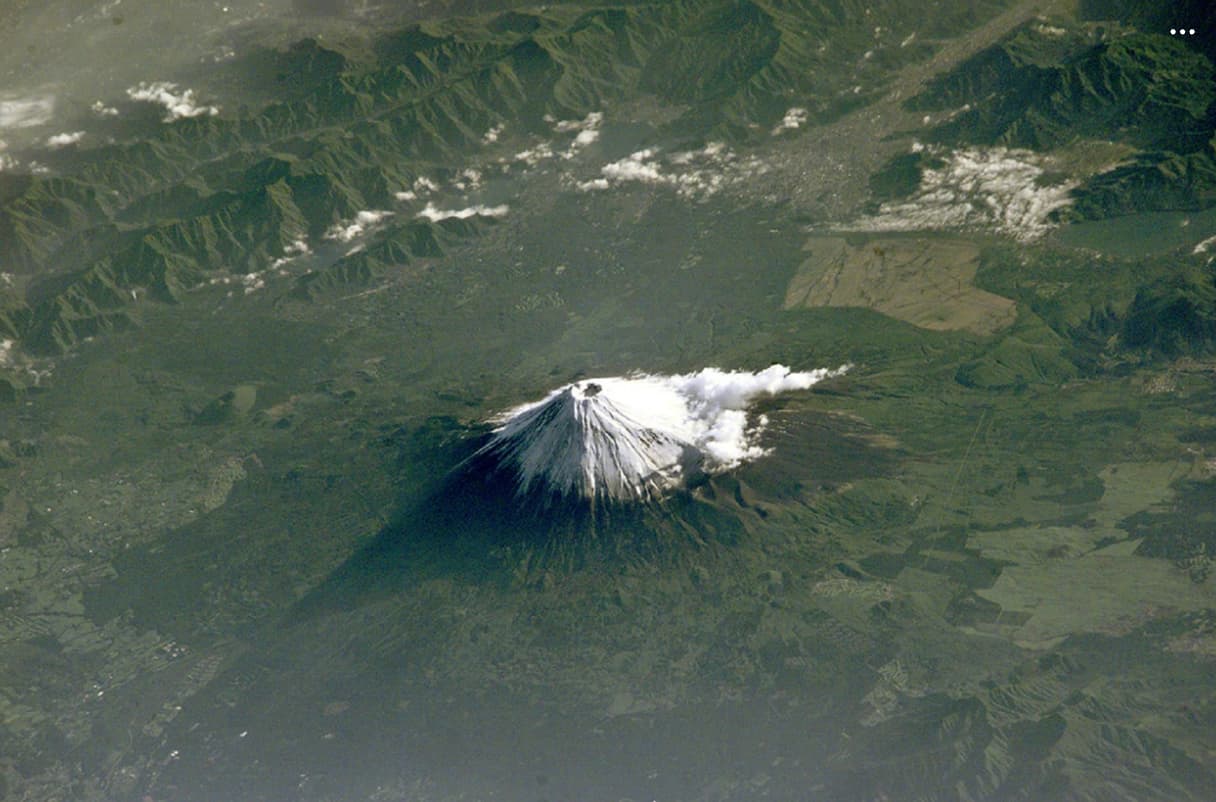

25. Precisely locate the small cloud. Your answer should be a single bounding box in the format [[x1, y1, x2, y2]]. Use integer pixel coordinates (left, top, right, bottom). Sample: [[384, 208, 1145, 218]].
[[553, 112, 603, 133], [573, 128, 600, 147], [90, 100, 119, 117], [271, 238, 311, 268], [772, 108, 808, 135], [126, 82, 219, 122], [514, 143, 555, 166], [670, 141, 728, 165], [482, 123, 505, 144], [1193, 235, 1216, 255], [417, 203, 509, 222], [454, 168, 482, 191], [557, 112, 603, 159], [394, 190, 417, 201], [414, 176, 439, 193], [601, 148, 665, 183], [242, 272, 266, 294], [45, 131, 85, 148], [325, 210, 392, 242]]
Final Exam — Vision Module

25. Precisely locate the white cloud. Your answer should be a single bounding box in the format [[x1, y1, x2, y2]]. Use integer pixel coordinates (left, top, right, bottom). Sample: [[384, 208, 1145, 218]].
[[454, 168, 482, 191], [514, 142, 555, 166], [852, 146, 1077, 241], [482, 123, 505, 144], [1193, 235, 1216, 255], [557, 112, 603, 158], [577, 142, 766, 201], [90, 100, 119, 117], [325, 210, 392, 242], [417, 203, 509, 222], [553, 112, 603, 133], [601, 148, 665, 183], [573, 128, 600, 147], [394, 190, 417, 201], [241, 272, 265, 294], [670, 141, 727, 165], [0, 96, 55, 129], [271, 238, 311, 268], [45, 131, 85, 148], [126, 82, 219, 122], [512, 113, 606, 168], [480, 364, 851, 501]]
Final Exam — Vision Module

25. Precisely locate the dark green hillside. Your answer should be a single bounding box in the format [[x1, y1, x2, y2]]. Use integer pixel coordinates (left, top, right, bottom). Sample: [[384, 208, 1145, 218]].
[[287, 215, 496, 300], [908, 20, 1216, 219], [1123, 266, 1216, 357], [5, 3, 1216, 801], [0, 0, 1018, 356], [1080, 0, 1216, 60], [1066, 147, 1216, 218], [914, 30, 1215, 153]]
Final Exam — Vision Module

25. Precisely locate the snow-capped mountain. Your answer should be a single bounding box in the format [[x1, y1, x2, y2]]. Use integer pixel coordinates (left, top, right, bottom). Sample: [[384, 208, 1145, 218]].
[[473, 364, 850, 503]]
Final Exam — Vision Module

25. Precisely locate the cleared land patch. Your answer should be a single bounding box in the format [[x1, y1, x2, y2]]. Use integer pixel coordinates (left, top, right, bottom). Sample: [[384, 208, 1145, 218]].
[[783, 235, 1016, 335]]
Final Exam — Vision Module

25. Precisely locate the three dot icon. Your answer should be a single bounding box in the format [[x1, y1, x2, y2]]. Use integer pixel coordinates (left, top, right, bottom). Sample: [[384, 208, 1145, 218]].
[[1170, 28, 1197, 35]]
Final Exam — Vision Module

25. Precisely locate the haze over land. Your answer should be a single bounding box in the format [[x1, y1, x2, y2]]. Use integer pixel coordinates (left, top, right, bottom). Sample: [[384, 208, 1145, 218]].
[[1, 1, 1216, 801]]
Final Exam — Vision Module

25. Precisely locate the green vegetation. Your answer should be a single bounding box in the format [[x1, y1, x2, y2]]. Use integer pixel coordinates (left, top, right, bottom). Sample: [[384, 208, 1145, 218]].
[[0, 0, 1019, 355], [909, 21, 1216, 219], [1123, 266, 1216, 357], [2, 1, 1216, 800]]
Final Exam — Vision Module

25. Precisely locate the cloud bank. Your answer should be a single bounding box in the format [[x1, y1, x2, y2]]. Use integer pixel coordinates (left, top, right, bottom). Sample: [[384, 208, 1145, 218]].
[[417, 203, 509, 222], [853, 145, 1077, 240], [126, 82, 219, 121], [0, 96, 55, 129]]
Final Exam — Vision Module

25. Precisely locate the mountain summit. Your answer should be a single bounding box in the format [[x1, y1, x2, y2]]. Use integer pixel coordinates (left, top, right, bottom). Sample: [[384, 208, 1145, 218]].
[[471, 365, 849, 504]]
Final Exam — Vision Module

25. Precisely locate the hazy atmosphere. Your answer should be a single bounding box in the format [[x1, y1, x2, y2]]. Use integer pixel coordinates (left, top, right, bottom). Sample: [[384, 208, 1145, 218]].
[[2, 1, 1216, 800]]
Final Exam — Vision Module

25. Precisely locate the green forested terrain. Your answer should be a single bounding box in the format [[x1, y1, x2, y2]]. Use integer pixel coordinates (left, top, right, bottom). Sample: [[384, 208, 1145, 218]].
[[2, 2, 1216, 801]]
